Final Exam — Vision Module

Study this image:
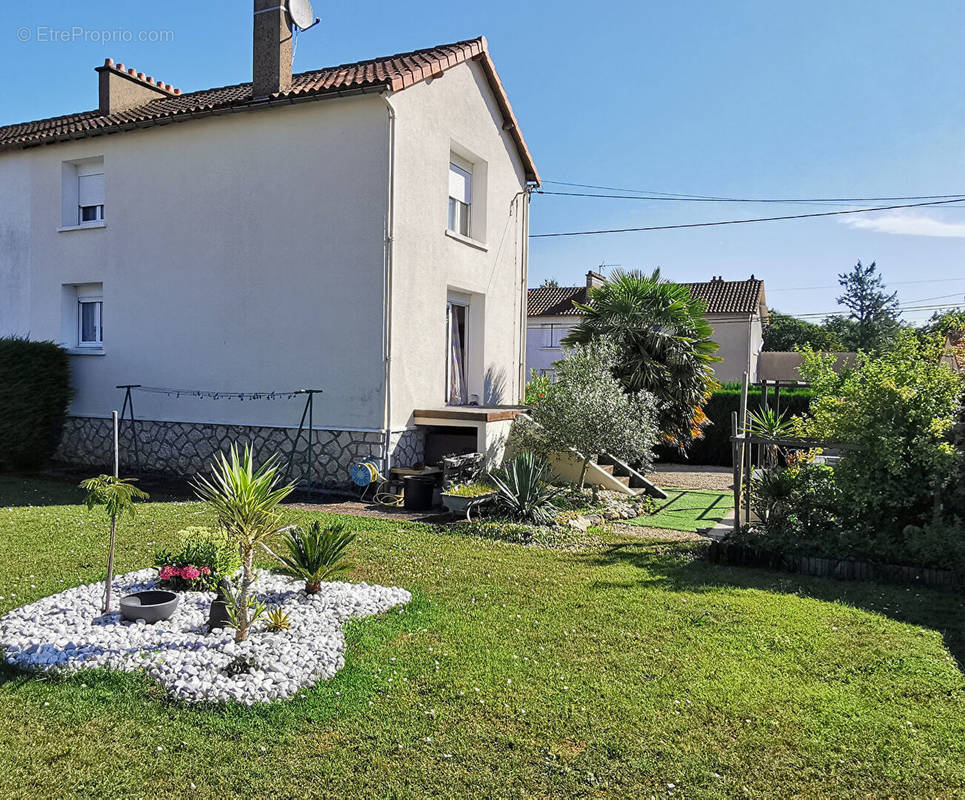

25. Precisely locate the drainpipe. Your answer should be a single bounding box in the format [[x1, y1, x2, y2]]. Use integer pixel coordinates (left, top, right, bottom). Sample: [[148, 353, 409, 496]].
[[746, 313, 754, 382], [518, 189, 531, 401], [380, 94, 397, 473]]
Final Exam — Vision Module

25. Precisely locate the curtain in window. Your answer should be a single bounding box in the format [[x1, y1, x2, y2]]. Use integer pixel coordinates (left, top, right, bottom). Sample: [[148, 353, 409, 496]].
[[448, 305, 467, 405]]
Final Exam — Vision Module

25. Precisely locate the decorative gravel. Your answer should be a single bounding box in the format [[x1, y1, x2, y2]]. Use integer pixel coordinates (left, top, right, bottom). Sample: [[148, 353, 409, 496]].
[[0, 569, 410, 704]]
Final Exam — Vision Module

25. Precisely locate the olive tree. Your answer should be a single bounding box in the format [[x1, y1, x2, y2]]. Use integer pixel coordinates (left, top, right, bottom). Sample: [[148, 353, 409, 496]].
[[520, 339, 659, 487]]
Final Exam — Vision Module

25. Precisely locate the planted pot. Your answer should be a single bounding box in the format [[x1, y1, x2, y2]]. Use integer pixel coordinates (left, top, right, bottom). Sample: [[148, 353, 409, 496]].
[[207, 599, 232, 632], [119, 590, 179, 623], [441, 491, 494, 515]]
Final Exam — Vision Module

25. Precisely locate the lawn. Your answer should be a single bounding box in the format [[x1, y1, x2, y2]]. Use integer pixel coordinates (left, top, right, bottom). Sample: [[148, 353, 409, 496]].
[[630, 489, 734, 532], [1, 475, 964, 799]]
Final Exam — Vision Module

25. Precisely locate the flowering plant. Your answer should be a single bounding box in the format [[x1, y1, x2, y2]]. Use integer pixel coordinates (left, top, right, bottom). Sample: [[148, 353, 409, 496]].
[[154, 526, 239, 592], [157, 564, 211, 589]]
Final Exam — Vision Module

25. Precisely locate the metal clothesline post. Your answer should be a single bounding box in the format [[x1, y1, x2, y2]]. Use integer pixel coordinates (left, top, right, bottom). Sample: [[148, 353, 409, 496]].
[[116, 384, 141, 472]]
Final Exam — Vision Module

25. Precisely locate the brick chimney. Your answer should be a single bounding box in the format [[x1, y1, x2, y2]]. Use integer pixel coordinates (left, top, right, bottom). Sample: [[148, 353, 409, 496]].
[[253, 0, 293, 98], [586, 270, 606, 289], [95, 59, 177, 115]]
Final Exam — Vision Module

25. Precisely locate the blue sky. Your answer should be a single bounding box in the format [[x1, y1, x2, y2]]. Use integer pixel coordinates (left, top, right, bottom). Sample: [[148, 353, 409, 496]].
[[3, 0, 964, 323]]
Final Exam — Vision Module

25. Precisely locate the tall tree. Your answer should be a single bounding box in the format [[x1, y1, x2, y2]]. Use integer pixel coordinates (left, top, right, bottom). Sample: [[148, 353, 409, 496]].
[[763, 310, 843, 352], [562, 268, 720, 450], [829, 260, 900, 352]]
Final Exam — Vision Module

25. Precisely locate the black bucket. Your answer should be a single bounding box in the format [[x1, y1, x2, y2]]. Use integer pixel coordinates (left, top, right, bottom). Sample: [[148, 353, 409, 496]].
[[403, 475, 436, 511]]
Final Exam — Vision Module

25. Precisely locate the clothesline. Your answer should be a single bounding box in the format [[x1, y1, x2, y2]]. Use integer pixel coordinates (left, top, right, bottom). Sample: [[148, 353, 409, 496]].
[[116, 385, 322, 401]]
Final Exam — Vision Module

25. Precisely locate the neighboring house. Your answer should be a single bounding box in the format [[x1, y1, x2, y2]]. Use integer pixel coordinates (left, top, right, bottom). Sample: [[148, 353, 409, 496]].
[[0, 10, 539, 486], [942, 330, 965, 374], [526, 274, 768, 384]]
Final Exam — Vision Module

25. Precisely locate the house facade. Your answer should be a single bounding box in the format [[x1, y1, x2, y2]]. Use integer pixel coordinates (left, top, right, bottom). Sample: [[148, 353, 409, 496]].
[[0, 12, 538, 486], [527, 274, 768, 384]]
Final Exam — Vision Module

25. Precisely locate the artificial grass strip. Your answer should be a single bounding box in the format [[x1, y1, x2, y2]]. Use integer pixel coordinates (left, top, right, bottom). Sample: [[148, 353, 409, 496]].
[[629, 489, 734, 532]]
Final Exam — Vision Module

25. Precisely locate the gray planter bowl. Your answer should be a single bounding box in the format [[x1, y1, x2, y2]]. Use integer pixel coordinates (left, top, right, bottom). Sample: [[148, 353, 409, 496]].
[[120, 590, 179, 623]]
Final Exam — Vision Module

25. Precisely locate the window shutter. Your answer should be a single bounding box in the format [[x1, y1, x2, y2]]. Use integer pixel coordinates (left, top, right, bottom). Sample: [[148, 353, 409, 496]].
[[78, 173, 104, 207], [448, 163, 471, 204]]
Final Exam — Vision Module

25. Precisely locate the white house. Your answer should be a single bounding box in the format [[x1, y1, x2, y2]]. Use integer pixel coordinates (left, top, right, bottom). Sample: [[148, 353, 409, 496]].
[[0, 7, 539, 486], [527, 274, 768, 384]]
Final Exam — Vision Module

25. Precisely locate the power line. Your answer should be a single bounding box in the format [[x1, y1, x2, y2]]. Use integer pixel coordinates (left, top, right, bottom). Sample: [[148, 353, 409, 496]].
[[540, 179, 965, 204], [537, 189, 965, 206], [769, 276, 965, 293], [529, 197, 965, 239]]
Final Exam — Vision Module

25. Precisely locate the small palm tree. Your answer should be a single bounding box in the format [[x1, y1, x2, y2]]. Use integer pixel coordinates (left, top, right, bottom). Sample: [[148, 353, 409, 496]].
[[80, 475, 149, 613], [275, 521, 356, 594], [191, 445, 294, 642], [563, 268, 721, 451]]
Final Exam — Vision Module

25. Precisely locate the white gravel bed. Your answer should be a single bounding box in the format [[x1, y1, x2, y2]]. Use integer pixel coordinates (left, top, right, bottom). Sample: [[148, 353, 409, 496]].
[[0, 569, 410, 704]]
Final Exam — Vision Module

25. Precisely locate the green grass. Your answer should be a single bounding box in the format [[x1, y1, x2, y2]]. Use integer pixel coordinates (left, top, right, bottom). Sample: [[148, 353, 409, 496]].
[[1, 475, 964, 798], [628, 489, 735, 532]]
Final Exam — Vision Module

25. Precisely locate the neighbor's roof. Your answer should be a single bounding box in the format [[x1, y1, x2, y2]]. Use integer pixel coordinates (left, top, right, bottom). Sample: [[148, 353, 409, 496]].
[[527, 276, 767, 318], [683, 277, 766, 316], [0, 36, 539, 184]]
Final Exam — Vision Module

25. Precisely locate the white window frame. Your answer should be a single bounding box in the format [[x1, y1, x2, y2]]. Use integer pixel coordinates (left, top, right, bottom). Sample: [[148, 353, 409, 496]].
[[446, 297, 470, 405], [61, 158, 105, 231], [76, 285, 103, 348], [447, 155, 473, 238]]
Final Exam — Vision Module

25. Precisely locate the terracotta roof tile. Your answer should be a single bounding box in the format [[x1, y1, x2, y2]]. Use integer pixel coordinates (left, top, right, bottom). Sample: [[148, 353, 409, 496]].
[[0, 36, 539, 184], [684, 277, 766, 315], [527, 277, 766, 318]]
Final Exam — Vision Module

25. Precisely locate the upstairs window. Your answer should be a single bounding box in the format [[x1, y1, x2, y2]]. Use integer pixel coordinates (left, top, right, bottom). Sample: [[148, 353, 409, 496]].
[[61, 157, 105, 229], [77, 162, 105, 225], [448, 156, 472, 237]]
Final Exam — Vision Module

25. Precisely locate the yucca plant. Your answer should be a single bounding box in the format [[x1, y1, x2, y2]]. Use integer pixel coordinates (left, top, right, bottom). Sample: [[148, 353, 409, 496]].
[[80, 475, 149, 613], [191, 444, 294, 642], [265, 606, 292, 632], [748, 407, 796, 467], [487, 451, 561, 525], [275, 521, 356, 594]]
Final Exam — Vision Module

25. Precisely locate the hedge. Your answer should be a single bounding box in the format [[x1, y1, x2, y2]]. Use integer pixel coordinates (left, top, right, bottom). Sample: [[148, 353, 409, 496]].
[[657, 383, 813, 466], [0, 337, 73, 470]]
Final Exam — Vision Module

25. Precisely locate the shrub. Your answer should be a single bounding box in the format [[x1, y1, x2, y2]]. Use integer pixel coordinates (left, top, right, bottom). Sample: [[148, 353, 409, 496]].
[[524, 369, 551, 406], [656, 383, 813, 466], [154, 526, 240, 591], [797, 333, 962, 538], [488, 452, 561, 525], [0, 337, 73, 470], [274, 520, 355, 594]]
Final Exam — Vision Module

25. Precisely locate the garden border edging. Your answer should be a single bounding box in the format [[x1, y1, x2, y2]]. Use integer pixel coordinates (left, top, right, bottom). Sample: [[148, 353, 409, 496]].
[[707, 540, 964, 590]]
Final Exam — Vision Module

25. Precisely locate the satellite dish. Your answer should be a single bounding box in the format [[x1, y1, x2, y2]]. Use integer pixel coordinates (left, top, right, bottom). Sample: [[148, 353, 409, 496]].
[[287, 0, 316, 30]]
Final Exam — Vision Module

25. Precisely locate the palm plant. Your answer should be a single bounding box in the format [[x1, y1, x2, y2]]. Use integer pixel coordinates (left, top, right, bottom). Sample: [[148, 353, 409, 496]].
[[562, 268, 721, 451], [80, 475, 149, 613], [191, 445, 294, 642], [274, 521, 356, 594], [488, 451, 561, 525]]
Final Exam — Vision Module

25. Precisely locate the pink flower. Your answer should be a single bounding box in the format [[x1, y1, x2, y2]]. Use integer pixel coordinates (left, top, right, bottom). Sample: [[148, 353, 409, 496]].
[[159, 566, 179, 581], [180, 566, 201, 581], [199, 566, 211, 576]]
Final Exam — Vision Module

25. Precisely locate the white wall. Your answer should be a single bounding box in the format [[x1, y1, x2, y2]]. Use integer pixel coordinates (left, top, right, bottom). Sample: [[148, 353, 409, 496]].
[[0, 158, 32, 336], [706, 313, 762, 383], [388, 60, 530, 428], [0, 96, 390, 430], [525, 316, 577, 377]]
